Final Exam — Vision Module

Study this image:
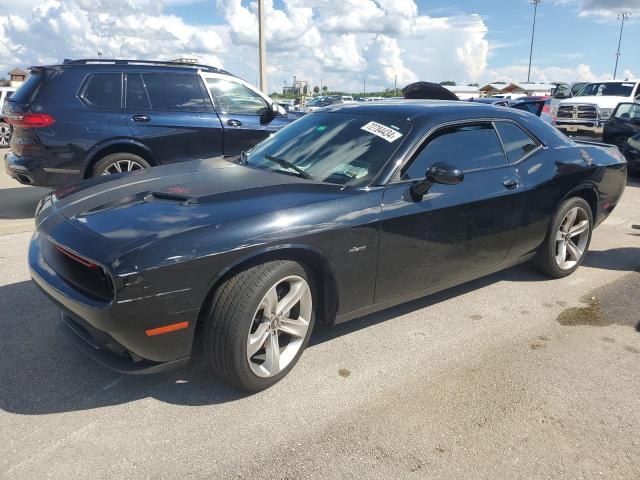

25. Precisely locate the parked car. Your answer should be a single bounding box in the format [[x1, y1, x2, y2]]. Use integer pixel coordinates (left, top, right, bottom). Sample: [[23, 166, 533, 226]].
[[602, 102, 640, 148], [549, 82, 589, 120], [29, 101, 627, 391], [511, 98, 554, 124], [622, 133, 640, 175], [0, 86, 17, 148], [551, 82, 589, 100], [298, 96, 343, 113], [554, 80, 640, 137], [3, 59, 294, 188]]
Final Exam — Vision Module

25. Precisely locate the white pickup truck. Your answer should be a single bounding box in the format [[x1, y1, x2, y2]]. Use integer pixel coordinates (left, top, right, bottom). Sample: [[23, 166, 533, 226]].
[[554, 80, 640, 136]]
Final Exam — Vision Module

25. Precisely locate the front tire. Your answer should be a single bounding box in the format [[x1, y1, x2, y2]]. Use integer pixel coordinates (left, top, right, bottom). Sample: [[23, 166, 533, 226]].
[[533, 197, 593, 278], [203, 260, 315, 391], [92, 152, 151, 177]]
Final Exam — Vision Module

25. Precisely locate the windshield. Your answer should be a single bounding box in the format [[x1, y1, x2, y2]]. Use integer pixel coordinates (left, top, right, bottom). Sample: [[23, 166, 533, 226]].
[[577, 82, 635, 97], [244, 112, 411, 186]]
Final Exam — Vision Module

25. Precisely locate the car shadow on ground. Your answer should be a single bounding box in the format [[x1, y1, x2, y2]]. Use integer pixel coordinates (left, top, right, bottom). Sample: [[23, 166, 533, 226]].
[[1, 247, 638, 416], [0, 186, 50, 220]]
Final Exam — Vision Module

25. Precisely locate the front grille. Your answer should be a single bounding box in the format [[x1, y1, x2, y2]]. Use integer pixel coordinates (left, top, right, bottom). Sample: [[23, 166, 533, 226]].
[[557, 105, 598, 120], [42, 239, 114, 302]]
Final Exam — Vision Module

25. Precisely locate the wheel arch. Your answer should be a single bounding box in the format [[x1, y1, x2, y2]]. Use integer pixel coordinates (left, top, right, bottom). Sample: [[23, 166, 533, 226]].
[[83, 139, 155, 179], [194, 244, 340, 347], [562, 184, 599, 220]]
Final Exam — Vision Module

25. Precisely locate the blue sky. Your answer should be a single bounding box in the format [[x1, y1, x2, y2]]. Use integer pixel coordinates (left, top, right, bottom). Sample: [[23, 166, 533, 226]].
[[2, 0, 640, 91], [166, 0, 640, 82]]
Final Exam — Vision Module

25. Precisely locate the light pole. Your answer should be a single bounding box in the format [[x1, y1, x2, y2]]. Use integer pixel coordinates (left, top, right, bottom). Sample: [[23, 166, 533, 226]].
[[527, 0, 542, 84], [258, 0, 267, 93], [614, 11, 632, 79]]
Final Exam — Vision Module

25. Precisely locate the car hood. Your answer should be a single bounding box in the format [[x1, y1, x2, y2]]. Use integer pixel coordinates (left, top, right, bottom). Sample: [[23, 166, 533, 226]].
[[559, 96, 630, 108], [45, 157, 347, 252]]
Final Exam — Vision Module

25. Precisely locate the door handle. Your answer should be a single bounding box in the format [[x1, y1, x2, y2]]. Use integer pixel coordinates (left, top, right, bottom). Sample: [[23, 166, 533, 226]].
[[132, 114, 151, 123], [227, 119, 243, 127], [502, 178, 519, 190]]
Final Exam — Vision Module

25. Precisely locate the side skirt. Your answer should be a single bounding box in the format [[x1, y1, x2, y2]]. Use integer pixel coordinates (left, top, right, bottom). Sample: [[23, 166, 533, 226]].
[[333, 253, 536, 325]]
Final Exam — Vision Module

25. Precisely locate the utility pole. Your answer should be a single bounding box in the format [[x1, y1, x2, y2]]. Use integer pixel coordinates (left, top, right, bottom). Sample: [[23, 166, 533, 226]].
[[258, 0, 267, 93], [527, 0, 542, 84], [394, 74, 397, 98], [363, 75, 366, 97], [614, 11, 632, 79]]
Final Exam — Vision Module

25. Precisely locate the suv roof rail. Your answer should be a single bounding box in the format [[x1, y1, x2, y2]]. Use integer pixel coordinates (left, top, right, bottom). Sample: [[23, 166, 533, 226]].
[[60, 59, 232, 75]]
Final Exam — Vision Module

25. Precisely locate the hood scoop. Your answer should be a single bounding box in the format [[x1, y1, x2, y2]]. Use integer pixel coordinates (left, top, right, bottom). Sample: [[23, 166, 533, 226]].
[[145, 190, 198, 205], [84, 190, 198, 216]]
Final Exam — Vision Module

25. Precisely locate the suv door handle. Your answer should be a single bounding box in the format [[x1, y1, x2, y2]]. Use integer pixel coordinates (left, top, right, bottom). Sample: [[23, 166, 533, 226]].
[[502, 178, 519, 190], [227, 119, 242, 127], [132, 114, 151, 123]]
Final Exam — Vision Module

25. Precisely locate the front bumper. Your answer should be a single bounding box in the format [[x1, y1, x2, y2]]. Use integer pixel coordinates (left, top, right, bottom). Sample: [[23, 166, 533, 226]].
[[554, 119, 605, 136], [5, 151, 81, 188], [29, 231, 199, 374]]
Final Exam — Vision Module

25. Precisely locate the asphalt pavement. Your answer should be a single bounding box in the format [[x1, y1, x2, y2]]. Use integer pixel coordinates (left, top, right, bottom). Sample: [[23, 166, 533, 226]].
[[0, 162, 639, 479]]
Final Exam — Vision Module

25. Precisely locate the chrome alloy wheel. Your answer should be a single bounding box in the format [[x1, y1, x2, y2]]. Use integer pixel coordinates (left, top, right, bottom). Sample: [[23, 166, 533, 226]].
[[0, 123, 11, 147], [555, 206, 590, 270], [247, 275, 312, 378], [101, 159, 145, 175]]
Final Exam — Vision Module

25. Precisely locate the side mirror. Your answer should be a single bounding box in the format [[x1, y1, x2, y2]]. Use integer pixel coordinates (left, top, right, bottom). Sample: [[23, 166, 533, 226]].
[[270, 102, 281, 117], [410, 163, 464, 201]]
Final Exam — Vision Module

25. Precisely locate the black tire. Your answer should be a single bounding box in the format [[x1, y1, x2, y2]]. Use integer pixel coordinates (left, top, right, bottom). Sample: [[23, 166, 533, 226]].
[[203, 260, 315, 391], [0, 122, 11, 148], [92, 152, 151, 177], [533, 197, 593, 278]]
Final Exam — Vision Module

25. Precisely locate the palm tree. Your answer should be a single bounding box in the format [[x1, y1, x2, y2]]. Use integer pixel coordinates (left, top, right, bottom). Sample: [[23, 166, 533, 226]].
[[313, 86, 320, 94]]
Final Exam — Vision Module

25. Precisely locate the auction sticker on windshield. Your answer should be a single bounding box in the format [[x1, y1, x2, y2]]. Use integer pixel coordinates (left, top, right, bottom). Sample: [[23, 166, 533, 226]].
[[360, 121, 403, 143]]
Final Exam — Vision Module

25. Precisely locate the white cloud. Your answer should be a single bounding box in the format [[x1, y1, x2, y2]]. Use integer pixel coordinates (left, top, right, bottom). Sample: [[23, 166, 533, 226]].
[[3, 0, 606, 93], [478, 63, 624, 85]]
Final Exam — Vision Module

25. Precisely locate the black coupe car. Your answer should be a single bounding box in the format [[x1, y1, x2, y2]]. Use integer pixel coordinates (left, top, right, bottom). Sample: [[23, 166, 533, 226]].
[[30, 101, 627, 391], [603, 102, 640, 149]]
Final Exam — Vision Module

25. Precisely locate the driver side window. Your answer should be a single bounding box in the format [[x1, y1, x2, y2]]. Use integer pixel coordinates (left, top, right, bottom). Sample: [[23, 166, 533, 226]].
[[403, 122, 507, 180], [207, 78, 268, 116]]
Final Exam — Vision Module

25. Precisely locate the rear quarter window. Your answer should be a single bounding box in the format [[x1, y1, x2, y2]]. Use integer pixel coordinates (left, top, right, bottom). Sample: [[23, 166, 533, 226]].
[[8, 73, 42, 104], [79, 73, 122, 108]]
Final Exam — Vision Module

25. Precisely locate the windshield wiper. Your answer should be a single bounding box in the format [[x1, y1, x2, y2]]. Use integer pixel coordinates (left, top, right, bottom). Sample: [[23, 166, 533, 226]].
[[263, 154, 311, 180]]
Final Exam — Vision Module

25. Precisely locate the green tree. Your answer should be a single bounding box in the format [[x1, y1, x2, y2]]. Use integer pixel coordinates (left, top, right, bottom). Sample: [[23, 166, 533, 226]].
[[322, 86, 328, 93], [313, 86, 320, 94], [440, 80, 456, 86]]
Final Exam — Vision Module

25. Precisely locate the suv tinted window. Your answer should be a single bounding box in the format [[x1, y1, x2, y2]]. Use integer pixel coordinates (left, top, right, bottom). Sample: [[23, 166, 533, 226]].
[[9, 74, 41, 104], [207, 78, 268, 115], [495, 122, 539, 163], [125, 74, 150, 109], [142, 73, 209, 111], [81, 73, 122, 108], [404, 122, 506, 179]]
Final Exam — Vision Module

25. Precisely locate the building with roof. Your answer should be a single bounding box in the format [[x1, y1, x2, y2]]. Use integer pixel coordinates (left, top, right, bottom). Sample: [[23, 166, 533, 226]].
[[8, 68, 28, 87], [480, 82, 553, 98]]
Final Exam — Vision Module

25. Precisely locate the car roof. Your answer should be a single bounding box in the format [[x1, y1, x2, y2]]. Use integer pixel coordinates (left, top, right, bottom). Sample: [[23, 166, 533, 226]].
[[321, 99, 501, 121], [29, 59, 233, 76]]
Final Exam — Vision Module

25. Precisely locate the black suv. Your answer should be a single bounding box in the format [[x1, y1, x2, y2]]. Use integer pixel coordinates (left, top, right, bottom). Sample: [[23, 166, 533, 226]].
[[3, 59, 293, 188]]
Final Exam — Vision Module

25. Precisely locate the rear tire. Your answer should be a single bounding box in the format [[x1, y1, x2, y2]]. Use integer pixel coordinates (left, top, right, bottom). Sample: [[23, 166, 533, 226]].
[[92, 152, 151, 176], [533, 197, 593, 278], [0, 122, 11, 148], [203, 260, 315, 391]]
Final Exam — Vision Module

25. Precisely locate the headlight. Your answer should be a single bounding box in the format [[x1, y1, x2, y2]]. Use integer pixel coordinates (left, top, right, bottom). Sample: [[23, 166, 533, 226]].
[[599, 108, 613, 119]]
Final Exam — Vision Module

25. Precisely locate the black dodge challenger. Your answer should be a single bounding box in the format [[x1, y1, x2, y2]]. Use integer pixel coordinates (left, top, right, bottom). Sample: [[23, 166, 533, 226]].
[[29, 101, 627, 391]]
